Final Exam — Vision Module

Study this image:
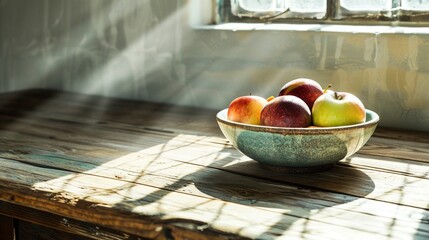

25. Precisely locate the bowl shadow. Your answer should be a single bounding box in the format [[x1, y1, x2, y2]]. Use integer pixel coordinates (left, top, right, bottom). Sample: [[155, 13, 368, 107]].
[[194, 160, 375, 238], [194, 160, 375, 209]]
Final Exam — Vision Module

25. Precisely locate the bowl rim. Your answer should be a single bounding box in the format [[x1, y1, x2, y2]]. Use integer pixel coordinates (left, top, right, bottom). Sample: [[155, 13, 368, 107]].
[[216, 108, 379, 134]]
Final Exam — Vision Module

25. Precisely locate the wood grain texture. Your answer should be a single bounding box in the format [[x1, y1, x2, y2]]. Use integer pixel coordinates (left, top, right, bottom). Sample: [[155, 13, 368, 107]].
[[0, 201, 146, 240], [0, 89, 428, 240]]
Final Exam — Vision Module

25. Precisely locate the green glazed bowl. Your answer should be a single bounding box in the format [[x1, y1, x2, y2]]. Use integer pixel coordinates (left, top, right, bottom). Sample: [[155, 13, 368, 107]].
[[216, 109, 379, 172]]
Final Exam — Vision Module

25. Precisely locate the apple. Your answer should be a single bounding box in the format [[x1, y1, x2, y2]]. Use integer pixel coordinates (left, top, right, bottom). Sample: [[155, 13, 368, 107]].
[[260, 95, 311, 128], [227, 95, 268, 125], [312, 91, 366, 127], [278, 78, 324, 110], [266, 95, 275, 102]]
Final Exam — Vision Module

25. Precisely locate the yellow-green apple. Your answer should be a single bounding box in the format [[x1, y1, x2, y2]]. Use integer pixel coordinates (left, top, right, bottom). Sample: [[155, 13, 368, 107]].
[[278, 78, 324, 110], [227, 95, 268, 125], [312, 91, 366, 127], [260, 95, 311, 128]]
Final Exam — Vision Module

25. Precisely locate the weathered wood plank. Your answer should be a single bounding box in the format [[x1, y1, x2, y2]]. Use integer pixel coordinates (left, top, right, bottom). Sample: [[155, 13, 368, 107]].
[[0, 161, 243, 240], [2, 200, 220, 240], [0, 89, 221, 135], [359, 137, 429, 163], [1, 157, 428, 240], [373, 127, 429, 144], [343, 153, 429, 179]]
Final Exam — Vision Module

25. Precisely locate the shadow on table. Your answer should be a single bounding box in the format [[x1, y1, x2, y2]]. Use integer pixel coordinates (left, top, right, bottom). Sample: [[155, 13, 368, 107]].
[[414, 210, 429, 240], [194, 160, 376, 239]]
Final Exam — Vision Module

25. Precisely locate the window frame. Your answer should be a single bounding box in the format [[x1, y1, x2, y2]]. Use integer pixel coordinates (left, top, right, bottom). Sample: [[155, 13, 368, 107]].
[[217, 0, 429, 27]]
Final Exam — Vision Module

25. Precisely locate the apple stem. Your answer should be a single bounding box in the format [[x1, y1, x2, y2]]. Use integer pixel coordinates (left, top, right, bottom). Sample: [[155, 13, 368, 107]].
[[334, 91, 343, 100], [323, 84, 332, 93]]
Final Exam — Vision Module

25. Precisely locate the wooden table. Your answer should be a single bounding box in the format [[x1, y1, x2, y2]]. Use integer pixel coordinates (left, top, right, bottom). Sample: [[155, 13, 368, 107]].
[[0, 89, 428, 240]]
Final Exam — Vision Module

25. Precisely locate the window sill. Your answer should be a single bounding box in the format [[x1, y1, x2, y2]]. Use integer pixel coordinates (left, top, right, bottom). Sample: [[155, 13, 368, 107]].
[[195, 23, 429, 35]]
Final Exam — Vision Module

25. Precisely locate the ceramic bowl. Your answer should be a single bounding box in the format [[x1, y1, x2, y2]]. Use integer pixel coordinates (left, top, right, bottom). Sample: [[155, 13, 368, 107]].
[[216, 109, 379, 172]]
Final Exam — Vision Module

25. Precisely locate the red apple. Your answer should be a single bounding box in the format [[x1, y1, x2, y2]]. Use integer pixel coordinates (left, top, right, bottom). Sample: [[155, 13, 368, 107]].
[[312, 91, 366, 127], [278, 78, 324, 110], [227, 95, 268, 125], [260, 95, 311, 128]]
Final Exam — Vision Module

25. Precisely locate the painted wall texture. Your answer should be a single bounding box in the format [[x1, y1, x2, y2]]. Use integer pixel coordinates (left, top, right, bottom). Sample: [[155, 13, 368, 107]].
[[1, 0, 429, 131]]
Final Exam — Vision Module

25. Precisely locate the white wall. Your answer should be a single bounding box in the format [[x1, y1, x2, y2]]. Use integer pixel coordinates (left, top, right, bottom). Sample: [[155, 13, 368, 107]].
[[1, 0, 429, 131]]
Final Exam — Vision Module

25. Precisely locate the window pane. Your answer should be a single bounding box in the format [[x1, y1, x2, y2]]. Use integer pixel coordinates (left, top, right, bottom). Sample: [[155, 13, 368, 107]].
[[287, 0, 327, 19], [231, 0, 287, 18], [237, 0, 286, 12], [401, 0, 429, 11], [335, 0, 395, 19], [230, 0, 326, 19], [289, 0, 326, 13], [340, 0, 392, 11]]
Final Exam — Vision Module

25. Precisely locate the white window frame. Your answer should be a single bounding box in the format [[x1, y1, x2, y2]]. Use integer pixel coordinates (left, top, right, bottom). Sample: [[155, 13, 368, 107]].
[[216, 0, 429, 26]]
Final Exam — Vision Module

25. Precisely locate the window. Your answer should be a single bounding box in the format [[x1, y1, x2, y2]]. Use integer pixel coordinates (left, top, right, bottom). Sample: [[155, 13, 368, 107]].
[[217, 0, 429, 25]]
